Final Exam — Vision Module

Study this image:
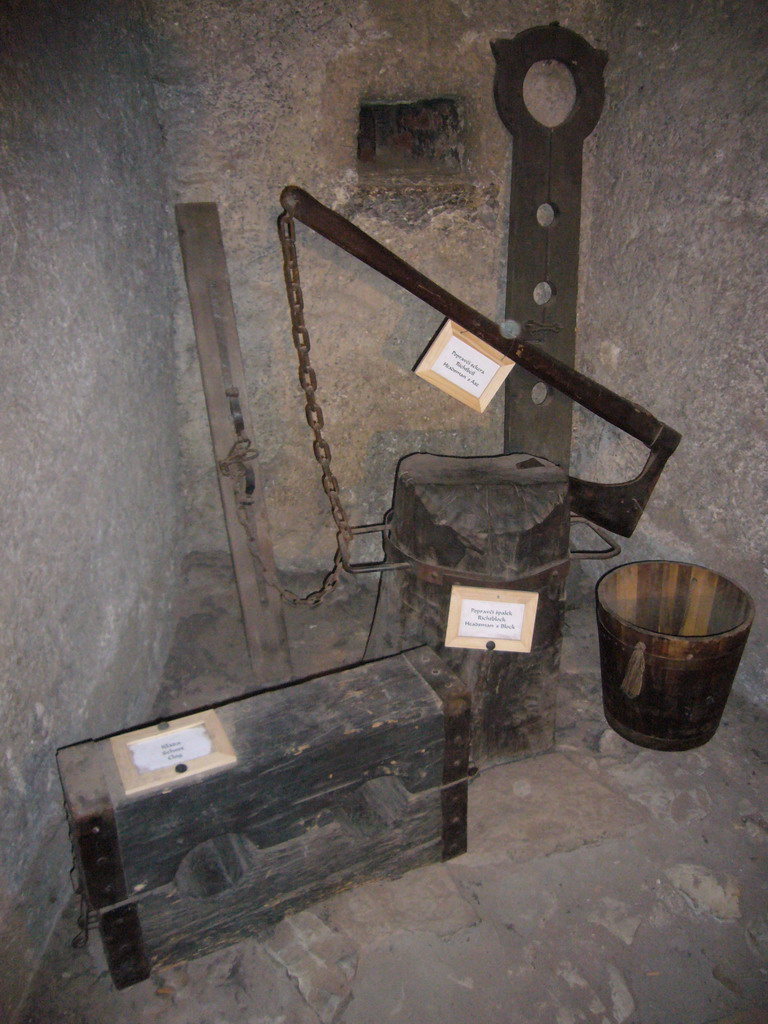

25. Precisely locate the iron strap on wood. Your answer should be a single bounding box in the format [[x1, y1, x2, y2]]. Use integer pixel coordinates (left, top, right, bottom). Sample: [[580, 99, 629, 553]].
[[279, 185, 681, 539], [384, 540, 571, 590]]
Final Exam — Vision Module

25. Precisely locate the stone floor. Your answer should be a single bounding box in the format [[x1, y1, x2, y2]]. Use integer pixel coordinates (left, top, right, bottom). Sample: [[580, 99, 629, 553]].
[[20, 553, 768, 1024]]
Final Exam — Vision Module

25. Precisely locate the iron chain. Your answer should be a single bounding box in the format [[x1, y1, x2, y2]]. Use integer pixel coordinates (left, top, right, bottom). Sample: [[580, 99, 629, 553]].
[[217, 212, 355, 607], [222, 452, 346, 607], [278, 210, 355, 542]]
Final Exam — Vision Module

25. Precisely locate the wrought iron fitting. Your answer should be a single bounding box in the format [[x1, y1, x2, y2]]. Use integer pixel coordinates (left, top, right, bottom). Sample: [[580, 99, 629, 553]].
[[312, 438, 332, 463], [305, 405, 324, 429], [322, 474, 341, 498], [278, 211, 296, 241], [299, 365, 317, 391]]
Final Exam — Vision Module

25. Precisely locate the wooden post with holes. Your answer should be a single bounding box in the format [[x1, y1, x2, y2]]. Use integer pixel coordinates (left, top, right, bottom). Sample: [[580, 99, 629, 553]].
[[492, 24, 607, 469]]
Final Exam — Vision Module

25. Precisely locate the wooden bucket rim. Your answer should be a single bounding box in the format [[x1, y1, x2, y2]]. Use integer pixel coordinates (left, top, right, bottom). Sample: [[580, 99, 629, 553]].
[[596, 559, 754, 640]]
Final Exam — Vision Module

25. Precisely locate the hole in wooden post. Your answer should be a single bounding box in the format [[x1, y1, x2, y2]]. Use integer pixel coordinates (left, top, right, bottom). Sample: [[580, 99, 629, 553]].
[[339, 776, 411, 835], [522, 60, 577, 127], [536, 202, 557, 227], [175, 833, 258, 898]]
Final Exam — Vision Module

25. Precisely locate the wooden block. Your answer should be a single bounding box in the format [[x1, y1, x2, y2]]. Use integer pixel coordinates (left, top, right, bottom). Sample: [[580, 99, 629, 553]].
[[58, 648, 470, 987], [365, 452, 571, 766]]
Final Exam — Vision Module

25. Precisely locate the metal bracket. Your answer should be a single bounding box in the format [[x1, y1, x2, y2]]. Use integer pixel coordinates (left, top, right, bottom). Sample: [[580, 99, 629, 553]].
[[339, 522, 410, 575], [569, 515, 622, 560], [343, 517, 617, 576]]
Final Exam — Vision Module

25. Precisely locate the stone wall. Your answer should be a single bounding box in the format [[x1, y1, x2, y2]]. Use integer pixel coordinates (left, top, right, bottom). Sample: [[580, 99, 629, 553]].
[[4, 0, 765, 1012], [155, 0, 763, 705], [155, 0, 763, 696], [0, 1, 180, 1017], [153, 0, 605, 572], [573, 0, 767, 707]]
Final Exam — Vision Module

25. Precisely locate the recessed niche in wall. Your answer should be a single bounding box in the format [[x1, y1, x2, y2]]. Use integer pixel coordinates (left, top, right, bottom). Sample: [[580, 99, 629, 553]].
[[357, 98, 464, 174]]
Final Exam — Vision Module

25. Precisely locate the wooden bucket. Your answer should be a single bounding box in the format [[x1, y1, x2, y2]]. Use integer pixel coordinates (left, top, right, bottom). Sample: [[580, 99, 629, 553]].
[[596, 561, 754, 750]]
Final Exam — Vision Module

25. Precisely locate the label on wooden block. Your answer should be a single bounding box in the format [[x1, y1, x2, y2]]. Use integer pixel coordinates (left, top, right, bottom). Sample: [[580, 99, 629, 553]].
[[457, 598, 526, 641], [129, 724, 213, 774], [111, 710, 236, 796], [445, 585, 539, 652], [414, 319, 514, 412]]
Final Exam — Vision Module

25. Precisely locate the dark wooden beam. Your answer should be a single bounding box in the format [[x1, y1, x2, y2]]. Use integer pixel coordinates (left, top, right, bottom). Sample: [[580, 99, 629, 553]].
[[176, 203, 291, 684]]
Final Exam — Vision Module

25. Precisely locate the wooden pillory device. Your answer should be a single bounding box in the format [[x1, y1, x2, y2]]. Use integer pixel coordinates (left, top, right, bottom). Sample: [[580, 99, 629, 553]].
[[59, 648, 470, 988], [59, 23, 681, 988]]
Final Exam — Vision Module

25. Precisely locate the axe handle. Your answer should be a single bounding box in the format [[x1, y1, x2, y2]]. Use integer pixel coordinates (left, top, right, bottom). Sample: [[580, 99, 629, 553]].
[[280, 186, 680, 537]]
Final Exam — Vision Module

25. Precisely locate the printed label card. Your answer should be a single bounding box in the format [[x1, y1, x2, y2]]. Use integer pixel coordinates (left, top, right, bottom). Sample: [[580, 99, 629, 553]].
[[111, 709, 236, 795], [445, 585, 539, 652], [415, 320, 514, 412]]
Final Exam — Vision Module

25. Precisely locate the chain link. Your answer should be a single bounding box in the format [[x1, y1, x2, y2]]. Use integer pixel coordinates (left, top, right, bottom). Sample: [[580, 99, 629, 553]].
[[278, 211, 355, 544], [217, 212, 354, 607]]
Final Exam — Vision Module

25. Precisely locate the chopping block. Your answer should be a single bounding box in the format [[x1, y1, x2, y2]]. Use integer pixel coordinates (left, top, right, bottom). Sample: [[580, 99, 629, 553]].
[[365, 452, 571, 766], [58, 647, 470, 988]]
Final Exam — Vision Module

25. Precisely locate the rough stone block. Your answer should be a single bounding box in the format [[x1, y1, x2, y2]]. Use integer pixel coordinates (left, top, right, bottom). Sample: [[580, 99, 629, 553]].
[[324, 863, 478, 944], [463, 752, 647, 865], [265, 912, 356, 1024]]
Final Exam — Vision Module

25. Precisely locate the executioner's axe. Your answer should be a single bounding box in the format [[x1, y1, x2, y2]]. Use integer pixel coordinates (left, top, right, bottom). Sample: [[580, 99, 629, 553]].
[[280, 185, 680, 539]]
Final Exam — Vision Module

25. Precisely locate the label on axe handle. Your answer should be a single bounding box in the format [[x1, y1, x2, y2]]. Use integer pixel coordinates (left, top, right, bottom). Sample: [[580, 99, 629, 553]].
[[415, 320, 514, 413], [432, 337, 500, 396]]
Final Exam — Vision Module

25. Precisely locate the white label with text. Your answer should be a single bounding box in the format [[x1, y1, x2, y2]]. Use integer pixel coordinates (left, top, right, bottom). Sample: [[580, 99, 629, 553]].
[[432, 337, 499, 396], [458, 599, 526, 641], [129, 724, 213, 774]]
